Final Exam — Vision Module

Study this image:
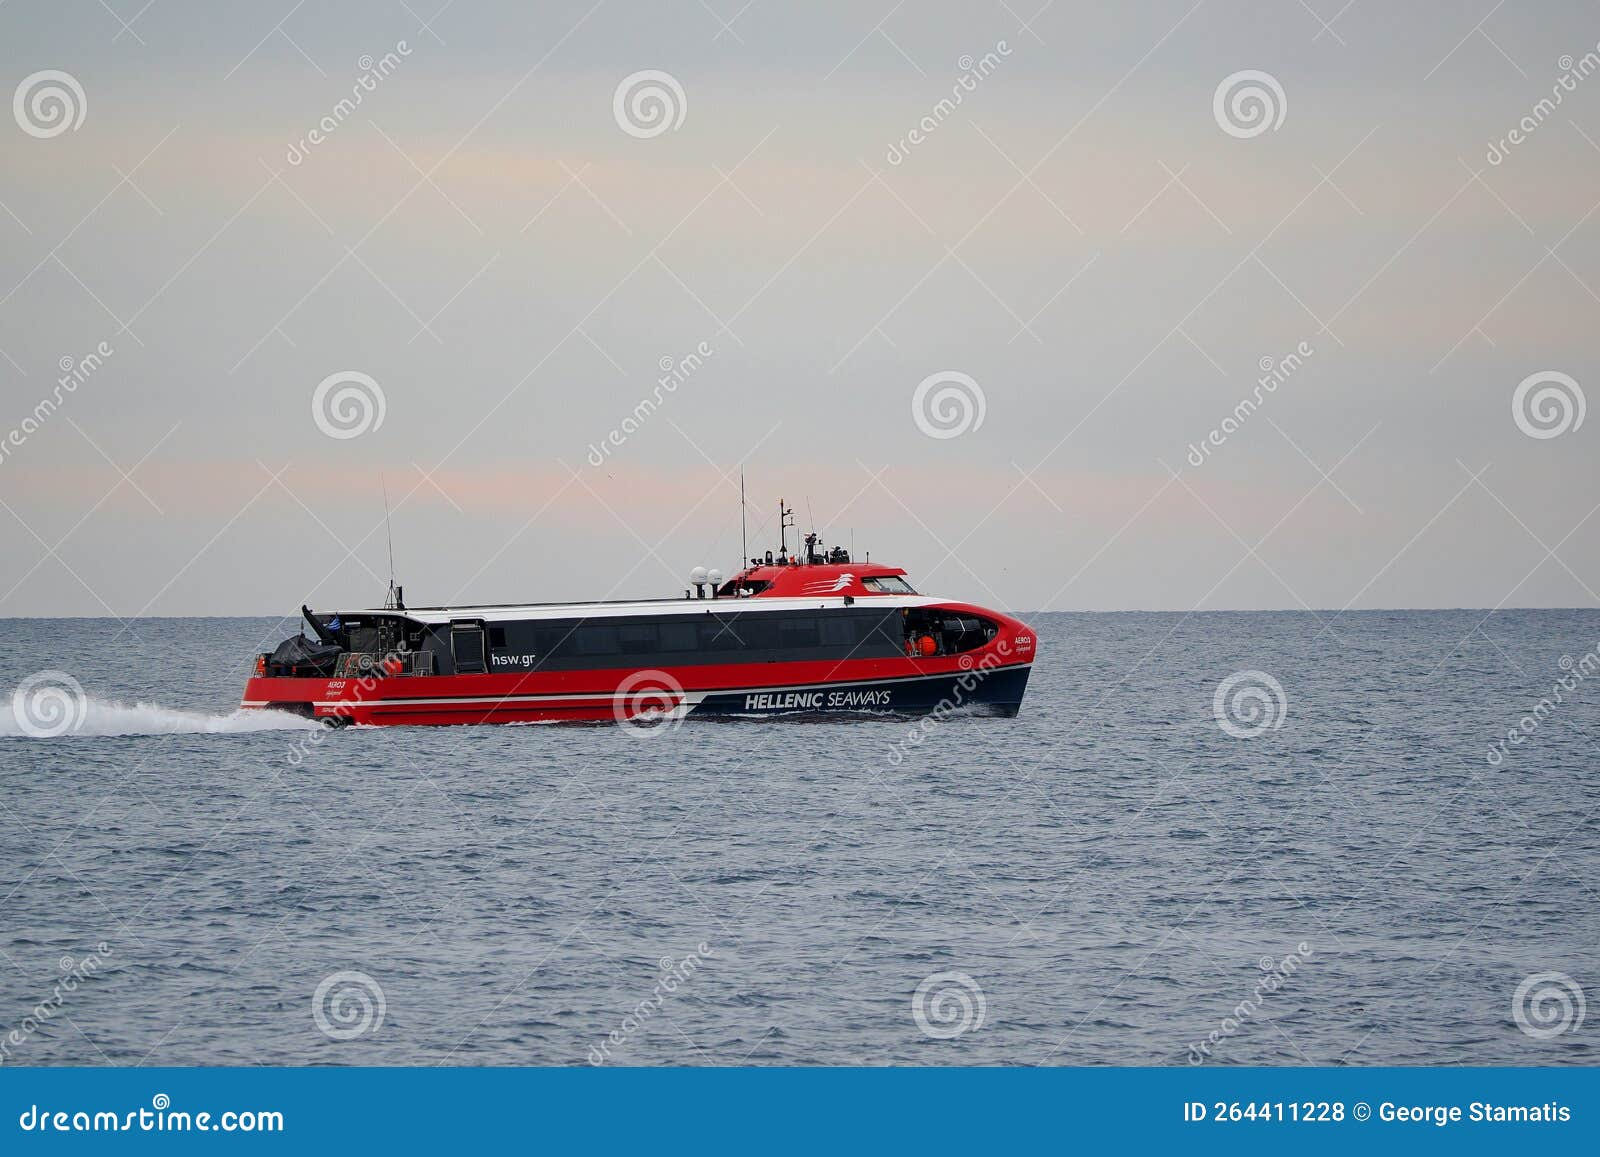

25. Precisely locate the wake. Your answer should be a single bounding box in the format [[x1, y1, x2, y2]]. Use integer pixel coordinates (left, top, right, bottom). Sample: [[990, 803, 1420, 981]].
[[1, 693, 317, 738]]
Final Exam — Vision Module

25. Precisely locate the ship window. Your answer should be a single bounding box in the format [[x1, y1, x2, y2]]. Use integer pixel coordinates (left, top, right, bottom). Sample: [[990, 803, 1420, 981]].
[[740, 618, 780, 650], [535, 626, 572, 657], [820, 617, 856, 647], [488, 626, 507, 650], [575, 626, 620, 655], [779, 617, 821, 649], [659, 622, 698, 651], [701, 619, 744, 651], [618, 624, 657, 653], [862, 613, 901, 648], [861, 575, 916, 594]]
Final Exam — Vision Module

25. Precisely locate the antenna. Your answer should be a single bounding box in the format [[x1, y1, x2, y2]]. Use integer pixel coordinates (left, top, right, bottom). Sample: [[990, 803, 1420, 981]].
[[740, 468, 748, 569], [381, 476, 397, 608]]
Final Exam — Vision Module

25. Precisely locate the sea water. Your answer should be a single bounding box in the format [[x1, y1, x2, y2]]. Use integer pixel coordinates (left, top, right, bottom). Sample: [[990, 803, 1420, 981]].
[[1, 610, 1596, 1066]]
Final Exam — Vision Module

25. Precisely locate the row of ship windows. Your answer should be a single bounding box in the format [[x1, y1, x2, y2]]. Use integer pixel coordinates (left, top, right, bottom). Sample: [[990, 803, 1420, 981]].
[[477, 614, 901, 657]]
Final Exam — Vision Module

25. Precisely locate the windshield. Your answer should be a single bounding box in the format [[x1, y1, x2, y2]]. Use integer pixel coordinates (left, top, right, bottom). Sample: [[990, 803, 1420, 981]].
[[862, 575, 917, 594]]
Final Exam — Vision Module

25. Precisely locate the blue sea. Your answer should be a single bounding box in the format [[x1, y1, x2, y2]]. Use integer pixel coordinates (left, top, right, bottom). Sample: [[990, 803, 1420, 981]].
[[1, 610, 1596, 1066]]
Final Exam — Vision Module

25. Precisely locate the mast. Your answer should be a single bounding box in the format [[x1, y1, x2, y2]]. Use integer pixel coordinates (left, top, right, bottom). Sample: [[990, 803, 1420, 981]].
[[778, 498, 795, 559], [740, 468, 747, 570]]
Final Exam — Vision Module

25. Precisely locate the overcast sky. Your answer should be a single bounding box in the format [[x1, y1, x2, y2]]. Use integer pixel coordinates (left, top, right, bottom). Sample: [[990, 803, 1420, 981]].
[[1, 0, 1597, 616]]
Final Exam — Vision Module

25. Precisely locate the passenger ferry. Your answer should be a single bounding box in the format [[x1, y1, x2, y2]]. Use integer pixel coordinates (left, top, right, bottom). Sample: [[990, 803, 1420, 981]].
[[241, 510, 1034, 727]]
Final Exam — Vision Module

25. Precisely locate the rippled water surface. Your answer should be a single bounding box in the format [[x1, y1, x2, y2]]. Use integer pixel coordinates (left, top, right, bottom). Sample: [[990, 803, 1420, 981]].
[[1, 611, 1597, 1066]]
